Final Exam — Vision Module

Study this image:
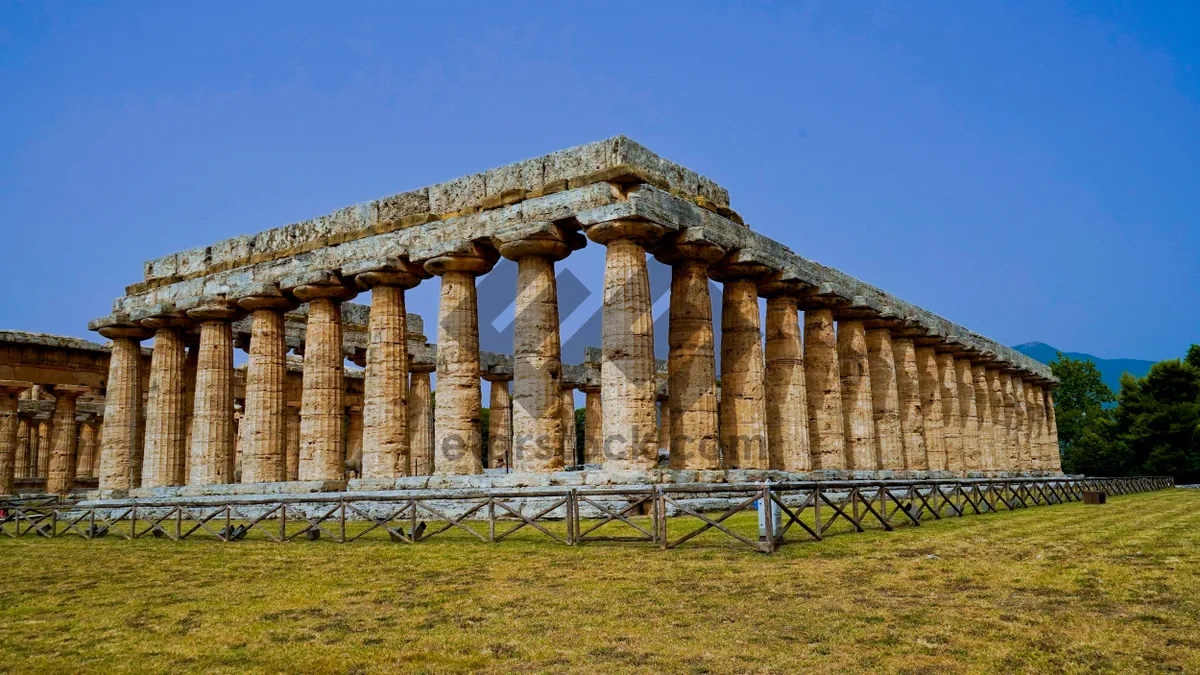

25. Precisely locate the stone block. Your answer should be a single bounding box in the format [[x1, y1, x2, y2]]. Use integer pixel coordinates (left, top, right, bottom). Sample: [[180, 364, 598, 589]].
[[698, 175, 730, 207], [210, 235, 254, 268], [485, 156, 545, 195], [429, 173, 485, 215], [316, 203, 372, 238], [374, 187, 432, 228], [144, 254, 178, 280], [545, 140, 614, 186], [176, 247, 211, 277], [548, 471, 586, 486], [697, 470, 727, 484]]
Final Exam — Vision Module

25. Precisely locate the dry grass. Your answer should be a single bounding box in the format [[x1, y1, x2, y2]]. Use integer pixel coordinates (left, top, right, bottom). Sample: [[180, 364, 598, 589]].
[[1, 489, 1198, 674]]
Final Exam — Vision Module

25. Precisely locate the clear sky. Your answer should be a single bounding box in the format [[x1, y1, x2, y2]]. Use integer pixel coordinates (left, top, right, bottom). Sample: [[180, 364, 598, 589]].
[[2, 1, 1197, 363]]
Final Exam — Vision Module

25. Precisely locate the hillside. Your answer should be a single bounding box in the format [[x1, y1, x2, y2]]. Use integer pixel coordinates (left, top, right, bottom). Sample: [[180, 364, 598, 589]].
[[1013, 341, 1155, 395]]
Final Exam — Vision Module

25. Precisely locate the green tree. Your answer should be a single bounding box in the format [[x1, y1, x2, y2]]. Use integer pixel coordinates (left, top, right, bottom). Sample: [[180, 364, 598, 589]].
[[1113, 358, 1200, 483], [1049, 352, 1115, 452]]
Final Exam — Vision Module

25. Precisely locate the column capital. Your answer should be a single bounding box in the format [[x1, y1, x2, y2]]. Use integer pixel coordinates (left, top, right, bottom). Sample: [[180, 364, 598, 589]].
[[133, 303, 195, 330], [349, 257, 430, 290], [709, 249, 774, 283], [185, 300, 241, 322], [496, 222, 585, 262], [0, 380, 32, 397], [50, 385, 91, 401], [236, 282, 300, 312], [282, 270, 358, 303], [417, 241, 498, 277], [584, 218, 664, 247], [97, 323, 154, 341]]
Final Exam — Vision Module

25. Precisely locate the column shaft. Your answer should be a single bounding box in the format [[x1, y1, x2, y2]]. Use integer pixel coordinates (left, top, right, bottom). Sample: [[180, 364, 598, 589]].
[[36, 422, 51, 476], [916, 346, 945, 471], [408, 370, 434, 475], [241, 307, 288, 483], [837, 319, 876, 470], [1046, 391, 1062, 473], [668, 258, 720, 470], [972, 365, 995, 473], [47, 388, 86, 494], [142, 327, 188, 487], [866, 328, 903, 471], [285, 404, 301, 481], [99, 334, 145, 491], [804, 308, 844, 470], [583, 388, 603, 465], [488, 380, 512, 469], [76, 422, 98, 478], [987, 371, 1009, 471], [299, 297, 346, 480], [510, 256, 563, 472], [188, 319, 235, 485], [937, 353, 963, 473], [15, 418, 30, 479], [720, 278, 767, 469], [362, 286, 409, 478], [764, 295, 809, 471], [1011, 376, 1030, 472], [893, 339, 927, 471], [562, 388, 578, 468], [956, 359, 980, 473], [0, 385, 25, 495], [999, 374, 1018, 472]]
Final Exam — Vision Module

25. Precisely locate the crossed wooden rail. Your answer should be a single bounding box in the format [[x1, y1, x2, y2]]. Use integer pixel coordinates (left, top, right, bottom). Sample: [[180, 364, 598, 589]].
[[0, 477, 1175, 553]]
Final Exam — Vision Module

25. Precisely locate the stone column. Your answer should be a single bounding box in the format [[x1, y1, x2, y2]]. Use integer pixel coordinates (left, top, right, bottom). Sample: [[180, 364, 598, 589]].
[[659, 242, 723, 471], [345, 406, 363, 477], [15, 416, 31, 479], [865, 327, 903, 471], [407, 366, 434, 476], [185, 304, 238, 486], [916, 345, 945, 471], [141, 314, 191, 488], [1025, 379, 1043, 472], [98, 325, 151, 492], [956, 359, 980, 473], [804, 307, 845, 470], [36, 421, 52, 477], [937, 352, 963, 474], [46, 385, 89, 494], [424, 246, 495, 475], [486, 377, 512, 470], [837, 318, 876, 471], [1045, 389, 1062, 473], [181, 343, 198, 479], [284, 403, 301, 481], [715, 269, 768, 470], [353, 263, 425, 479], [76, 417, 98, 478], [986, 369, 1008, 471], [972, 364, 995, 473], [1011, 375, 1030, 472], [499, 232, 576, 474], [998, 373, 1018, 472], [580, 383, 603, 465], [237, 288, 294, 484], [892, 338, 928, 471], [562, 385, 578, 468], [586, 220, 663, 471], [0, 382, 29, 495]]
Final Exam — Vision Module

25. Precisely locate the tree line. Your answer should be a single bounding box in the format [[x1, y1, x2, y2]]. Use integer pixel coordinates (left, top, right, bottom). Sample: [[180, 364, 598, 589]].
[[1054, 345, 1200, 483]]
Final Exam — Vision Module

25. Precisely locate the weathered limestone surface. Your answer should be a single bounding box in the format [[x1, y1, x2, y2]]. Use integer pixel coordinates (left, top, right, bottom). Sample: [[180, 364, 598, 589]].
[[293, 285, 352, 481], [359, 282, 411, 479], [1046, 391, 1062, 472], [47, 385, 88, 494], [0, 381, 28, 494], [284, 404, 301, 481], [1027, 382, 1046, 472], [972, 364, 995, 473], [142, 325, 188, 487], [408, 369, 434, 476], [77, 419, 99, 478], [1012, 376, 1030, 471], [892, 337, 927, 471], [1001, 374, 1019, 472], [487, 379, 512, 469], [719, 278, 767, 469], [916, 346, 945, 471], [37, 421, 52, 476], [987, 370, 1010, 471], [663, 249, 721, 470], [865, 328, 903, 471], [99, 330, 148, 491], [956, 359, 980, 472], [764, 295, 809, 472], [15, 417, 30, 479], [804, 308, 844, 470], [837, 320, 876, 470], [581, 384, 603, 465], [589, 221, 661, 471], [937, 353, 963, 473], [561, 387, 578, 467], [188, 311, 236, 485]]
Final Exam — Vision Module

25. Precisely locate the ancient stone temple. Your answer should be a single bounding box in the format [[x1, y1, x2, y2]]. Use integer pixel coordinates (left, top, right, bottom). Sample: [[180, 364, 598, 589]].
[[75, 136, 1058, 499]]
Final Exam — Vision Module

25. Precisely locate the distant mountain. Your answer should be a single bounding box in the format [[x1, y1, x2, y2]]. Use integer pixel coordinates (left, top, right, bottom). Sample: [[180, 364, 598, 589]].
[[1013, 342, 1156, 395]]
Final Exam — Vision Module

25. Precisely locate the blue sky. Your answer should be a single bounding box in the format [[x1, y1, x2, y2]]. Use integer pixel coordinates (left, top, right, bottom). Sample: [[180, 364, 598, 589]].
[[2, 1, 1197, 364]]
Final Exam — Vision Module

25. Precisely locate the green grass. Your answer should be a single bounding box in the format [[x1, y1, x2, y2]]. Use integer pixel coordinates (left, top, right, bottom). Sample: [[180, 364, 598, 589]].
[[2, 489, 1198, 674]]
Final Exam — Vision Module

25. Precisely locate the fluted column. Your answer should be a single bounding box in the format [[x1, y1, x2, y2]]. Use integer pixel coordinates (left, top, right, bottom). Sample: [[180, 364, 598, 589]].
[[15, 416, 31, 478], [407, 366, 434, 476], [141, 315, 191, 487], [972, 364, 995, 473], [987, 370, 1009, 471], [1011, 376, 1030, 472], [892, 337, 927, 471], [580, 384, 603, 465], [46, 385, 88, 494], [562, 385, 578, 468], [0, 382, 29, 495], [804, 307, 845, 470], [76, 417, 98, 478], [486, 377, 513, 469], [98, 325, 151, 492], [36, 421, 51, 476], [865, 328, 903, 471], [837, 319, 876, 471], [237, 289, 294, 484], [1023, 379, 1042, 473], [916, 346, 945, 472], [284, 403, 301, 481], [423, 247, 494, 475], [715, 269, 768, 470], [659, 242, 723, 471], [499, 233, 577, 473], [344, 406, 363, 477], [1045, 390, 1062, 473], [937, 352, 963, 474], [956, 359, 980, 473], [587, 220, 663, 471], [289, 279, 356, 481], [1000, 373, 1019, 472], [353, 263, 426, 479], [185, 304, 238, 486]]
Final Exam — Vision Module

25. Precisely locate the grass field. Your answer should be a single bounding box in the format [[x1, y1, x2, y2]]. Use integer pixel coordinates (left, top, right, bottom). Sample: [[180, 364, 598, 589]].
[[1, 488, 1198, 674]]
